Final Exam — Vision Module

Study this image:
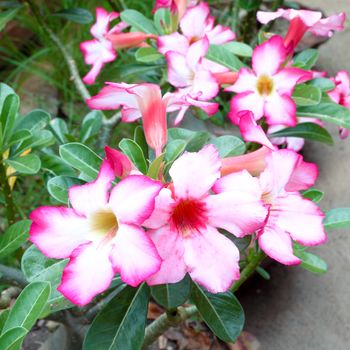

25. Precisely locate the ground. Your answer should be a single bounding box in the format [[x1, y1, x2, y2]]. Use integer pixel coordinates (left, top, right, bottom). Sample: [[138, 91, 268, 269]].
[[239, 1, 350, 349]]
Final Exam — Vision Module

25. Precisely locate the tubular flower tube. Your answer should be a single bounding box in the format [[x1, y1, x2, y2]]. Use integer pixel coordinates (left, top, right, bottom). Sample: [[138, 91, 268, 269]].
[[143, 144, 268, 293], [153, 0, 198, 19], [227, 35, 312, 127], [328, 71, 350, 139], [29, 160, 163, 306], [104, 146, 139, 178], [256, 150, 326, 265], [257, 9, 345, 52]]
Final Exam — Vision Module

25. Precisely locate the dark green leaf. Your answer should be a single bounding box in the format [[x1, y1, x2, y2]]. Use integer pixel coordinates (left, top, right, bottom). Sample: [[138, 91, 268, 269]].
[[119, 139, 148, 174], [168, 128, 210, 152], [80, 111, 102, 143], [191, 283, 244, 342], [12, 130, 55, 156], [121, 9, 158, 34], [151, 275, 191, 309], [294, 251, 327, 274], [269, 122, 333, 145], [7, 129, 31, 148], [165, 139, 186, 163], [206, 45, 245, 72], [59, 143, 102, 181], [0, 220, 30, 259], [292, 84, 321, 106], [3, 282, 50, 332], [49, 118, 68, 144], [5, 154, 41, 174], [147, 153, 164, 180], [40, 152, 75, 177], [302, 189, 324, 203], [47, 176, 85, 204], [238, 0, 260, 10], [134, 125, 148, 160], [0, 94, 19, 148], [0, 83, 15, 107], [83, 284, 150, 350], [135, 47, 163, 63], [0, 327, 27, 350], [256, 266, 270, 280], [0, 310, 10, 334], [221, 232, 251, 252], [323, 208, 350, 229], [15, 109, 50, 132], [0, 7, 19, 31], [293, 49, 318, 69], [52, 8, 93, 24], [211, 135, 245, 157]]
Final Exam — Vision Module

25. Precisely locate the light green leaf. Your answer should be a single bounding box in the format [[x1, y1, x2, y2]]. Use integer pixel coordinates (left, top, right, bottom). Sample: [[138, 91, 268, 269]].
[[323, 208, 350, 229], [0, 220, 30, 259], [5, 154, 41, 174], [47, 176, 85, 204], [295, 251, 328, 274], [119, 138, 148, 174], [293, 49, 318, 69], [211, 135, 246, 157], [7, 129, 31, 148], [135, 47, 163, 63], [40, 152, 75, 177], [308, 78, 335, 92], [302, 188, 324, 203], [80, 110, 102, 143], [52, 8, 93, 24], [223, 42, 253, 57], [293, 84, 321, 106], [49, 118, 68, 144], [15, 109, 50, 132], [121, 9, 158, 34], [165, 139, 186, 163], [147, 153, 164, 180], [206, 45, 245, 72], [0, 7, 19, 32], [0, 94, 19, 148], [0, 327, 27, 350]]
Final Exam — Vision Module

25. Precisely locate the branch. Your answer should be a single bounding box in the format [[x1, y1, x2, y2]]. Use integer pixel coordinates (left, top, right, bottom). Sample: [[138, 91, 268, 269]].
[[0, 264, 28, 288]]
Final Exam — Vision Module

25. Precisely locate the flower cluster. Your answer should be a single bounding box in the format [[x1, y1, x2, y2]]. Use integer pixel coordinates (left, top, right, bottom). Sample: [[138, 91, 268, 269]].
[[29, 2, 348, 306]]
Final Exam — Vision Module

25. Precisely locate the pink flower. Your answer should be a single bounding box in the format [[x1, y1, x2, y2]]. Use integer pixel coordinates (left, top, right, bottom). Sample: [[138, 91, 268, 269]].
[[104, 146, 139, 178], [257, 9, 345, 52], [143, 145, 268, 292], [227, 35, 312, 127], [153, 0, 198, 18], [29, 160, 163, 306], [256, 150, 326, 265], [328, 70, 350, 139]]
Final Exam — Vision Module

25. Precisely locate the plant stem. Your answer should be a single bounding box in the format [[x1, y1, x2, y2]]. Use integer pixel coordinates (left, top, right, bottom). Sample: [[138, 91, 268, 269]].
[[143, 251, 266, 347], [0, 158, 16, 226], [230, 0, 240, 34], [0, 264, 28, 287]]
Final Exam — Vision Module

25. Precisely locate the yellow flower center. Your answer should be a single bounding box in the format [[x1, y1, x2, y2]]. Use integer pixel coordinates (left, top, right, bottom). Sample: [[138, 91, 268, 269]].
[[90, 209, 118, 237], [256, 75, 274, 97]]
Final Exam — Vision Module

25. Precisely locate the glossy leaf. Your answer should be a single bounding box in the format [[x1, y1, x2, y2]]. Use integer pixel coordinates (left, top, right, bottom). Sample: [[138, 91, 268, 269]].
[[206, 45, 245, 72], [211, 135, 246, 157], [0, 327, 27, 350], [119, 138, 148, 174], [5, 154, 41, 174], [293, 49, 318, 69], [15, 109, 50, 132], [83, 284, 150, 350], [49, 118, 68, 144], [292, 84, 321, 106], [7, 129, 31, 148], [191, 283, 245, 342], [80, 110, 102, 143], [151, 275, 191, 310], [52, 8, 93, 24], [0, 310, 9, 334], [3, 282, 50, 332], [269, 122, 333, 145], [59, 142, 102, 181], [134, 125, 148, 159], [47, 176, 85, 204], [0, 220, 31, 259], [165, 139, 186, 163], [302, 188, 324, 203], [40, 152, 75, 177], [323, 208, 350, 229], [0, 94, 19, 148], [135, 47, 163, 63], [121, 9, 158, 34], [295, 251, 328, 274]]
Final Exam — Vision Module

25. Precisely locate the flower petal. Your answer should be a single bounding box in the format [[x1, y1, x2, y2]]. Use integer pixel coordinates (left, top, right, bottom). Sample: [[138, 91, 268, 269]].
[[180, 2, 209, 39], [264, 93, 297, 126], [252, 35, 287, 76], [183, 226, 240, 293], [147, 226, 187, 285], [105, 146, 134, 178], [229, 92, 264, 124], [169, 144, 221, 199], [310, 12, 346, 37], [226, 68, 257, 93], [166, 51, 193, 87], [110, 224, 161, 287], [157, 32, 189, 55], [68, 159, 115, 217], [109, 175, 163, 225], [273, 193, 326, 245], [273, 67, 312, 95], [58, 242, 114, 306], [29, 206, 89, 259], [191, 69, 219, 100]]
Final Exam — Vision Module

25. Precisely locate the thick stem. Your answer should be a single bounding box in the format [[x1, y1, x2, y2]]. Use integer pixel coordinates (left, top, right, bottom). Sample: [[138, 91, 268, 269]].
[[0, 264, 28, 287], [0, 158, 16, 226]]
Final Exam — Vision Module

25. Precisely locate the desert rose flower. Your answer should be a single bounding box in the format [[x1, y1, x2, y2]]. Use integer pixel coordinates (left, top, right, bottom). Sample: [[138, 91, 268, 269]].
[[227, 35, 312, 127], [328, 71, 350, 139], [257, 150, 326, 264], [153, 0, 198, 19], [143, 144, 267, 292], [257, 8, 345, 52], [29, 160, 163, 306]]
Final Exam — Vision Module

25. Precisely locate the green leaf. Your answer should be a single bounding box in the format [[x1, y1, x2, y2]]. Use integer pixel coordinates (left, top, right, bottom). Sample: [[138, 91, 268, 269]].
[[133, 125, 148, 160], [269, 122, 333, 145], [153, 8, 177, 35], [21, 245, 72, 313], [119, 139, 148, 174], [3, 282, 50, 332], [0, 327, 27, 350], [59, 142, 102, 181], [302, 188, 324, 203], [165, 139, 186, 163], [0, 94, 19, 148], [83, 284, 150, 350], [80, 111, 102, 143], [49, 118, 68, 144], [206, 45, 245, 72], [5, 154, 41, 174], [308, 78, 335, 92], [168, 128, 210, 152], [256, 266, 271, 280], [294, 251, 328, 274], [151, 275, 191, 310], [0, 7, 19, 31], [191, 283, 245, 342], [211, 135, 246, 157], [292, 84, 321, 106], [147, 153, 164, 179], [135, 47, 163, 63], [221, 232, 251, 253], [121, 9, 158, 34], [52, 8, 93, 24], [223, 42, 253, 57], [323, 208, 350, 229], [293, 49, 319, 69], [0, 83, 15, 107], [238, 0, 260, 10], [0, 310, 10, 334], [7, 129, 31, 148], [15, 109, 50, 132], [47, 176, 85, 204], [40, 152, 75, 177], [297, 102, 350, 129], [0, 220, 30, 259]]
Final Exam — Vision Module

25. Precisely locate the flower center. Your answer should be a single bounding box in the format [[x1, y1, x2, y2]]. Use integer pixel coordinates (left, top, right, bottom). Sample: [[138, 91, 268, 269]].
[[89, 209, 118, 238], [256, 75, 274, 97], [171, 199, 208, 237]]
